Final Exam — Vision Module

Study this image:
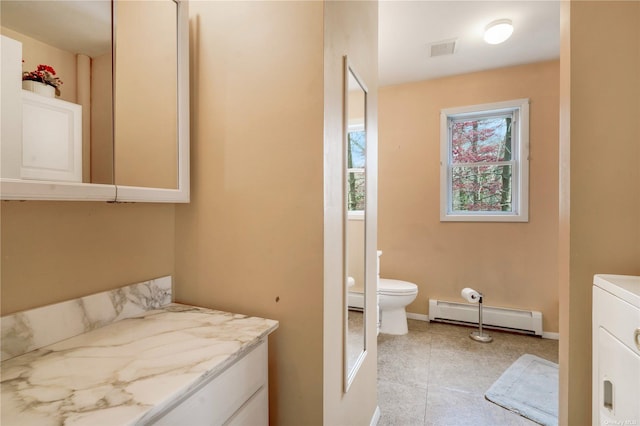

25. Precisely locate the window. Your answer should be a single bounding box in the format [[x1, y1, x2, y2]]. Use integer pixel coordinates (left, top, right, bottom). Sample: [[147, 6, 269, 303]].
[[347, 124, 366, 216], [440, 99, 529, 222]]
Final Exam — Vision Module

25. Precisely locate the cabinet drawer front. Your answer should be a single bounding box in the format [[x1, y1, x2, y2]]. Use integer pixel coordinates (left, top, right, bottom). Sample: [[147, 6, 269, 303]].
[[224, 386, 268, 426], [153, 339, 268, 426], [594, 286, 640, 356]]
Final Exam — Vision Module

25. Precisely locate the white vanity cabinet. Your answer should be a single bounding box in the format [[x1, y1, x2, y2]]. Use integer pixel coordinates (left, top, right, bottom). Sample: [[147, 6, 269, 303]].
[[152, 339, 269, 426], [592, 274, 640, 426]]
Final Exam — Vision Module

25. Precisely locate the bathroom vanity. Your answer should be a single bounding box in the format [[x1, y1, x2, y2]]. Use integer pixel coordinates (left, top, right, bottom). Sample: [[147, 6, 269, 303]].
[[0, 277, 278, 425]]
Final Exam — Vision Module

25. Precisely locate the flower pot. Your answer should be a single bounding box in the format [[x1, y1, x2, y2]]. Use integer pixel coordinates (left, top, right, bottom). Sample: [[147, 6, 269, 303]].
[[22, 80, 55, 98]]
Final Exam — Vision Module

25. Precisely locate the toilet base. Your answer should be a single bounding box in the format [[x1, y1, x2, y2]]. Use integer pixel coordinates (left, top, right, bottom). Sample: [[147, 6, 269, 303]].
[[379, 307, 408, 335]]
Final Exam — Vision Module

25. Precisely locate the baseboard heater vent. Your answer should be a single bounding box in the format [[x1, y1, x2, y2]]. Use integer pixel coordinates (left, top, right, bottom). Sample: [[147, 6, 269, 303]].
[[428, 299, 543, 336], [348, 291, 364, 310]]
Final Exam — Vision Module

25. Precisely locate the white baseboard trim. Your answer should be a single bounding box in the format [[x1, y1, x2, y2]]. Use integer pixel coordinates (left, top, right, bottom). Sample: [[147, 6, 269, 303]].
[[406, 312, 429, 322], [348, 291, 364, 309], [407, 312, 559, 341], [370, 406, 381, 426]]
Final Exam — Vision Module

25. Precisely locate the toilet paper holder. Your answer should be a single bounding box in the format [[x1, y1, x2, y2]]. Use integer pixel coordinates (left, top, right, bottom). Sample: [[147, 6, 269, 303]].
[[461, 287, 493, 343]]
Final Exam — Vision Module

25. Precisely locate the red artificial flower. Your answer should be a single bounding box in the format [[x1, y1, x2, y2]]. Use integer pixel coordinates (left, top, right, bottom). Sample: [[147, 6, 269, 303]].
[[22, 63, 63, 95]]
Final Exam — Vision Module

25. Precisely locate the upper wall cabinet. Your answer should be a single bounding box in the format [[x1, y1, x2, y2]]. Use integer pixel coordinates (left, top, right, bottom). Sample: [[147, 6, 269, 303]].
[[0, 0, 189, 202]]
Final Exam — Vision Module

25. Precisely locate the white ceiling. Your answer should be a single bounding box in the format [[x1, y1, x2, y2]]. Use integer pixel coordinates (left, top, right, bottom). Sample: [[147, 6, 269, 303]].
[[378, 0, 561, 87], [1, 1, 111, 58]]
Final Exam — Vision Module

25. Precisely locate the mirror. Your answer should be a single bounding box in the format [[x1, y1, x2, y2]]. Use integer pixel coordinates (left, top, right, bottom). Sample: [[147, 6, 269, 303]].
[[114, 0, 178, 189], [0, 0, 189, 202], [344, 57, 367, 391]]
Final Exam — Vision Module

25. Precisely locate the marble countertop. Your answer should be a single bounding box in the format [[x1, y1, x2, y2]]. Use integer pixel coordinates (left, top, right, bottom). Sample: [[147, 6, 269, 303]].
[[1, 303, 278, 426]]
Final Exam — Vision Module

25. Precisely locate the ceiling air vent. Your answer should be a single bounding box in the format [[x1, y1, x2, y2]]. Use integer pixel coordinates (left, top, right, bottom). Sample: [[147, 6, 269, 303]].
[[430, 39, 457, 57]]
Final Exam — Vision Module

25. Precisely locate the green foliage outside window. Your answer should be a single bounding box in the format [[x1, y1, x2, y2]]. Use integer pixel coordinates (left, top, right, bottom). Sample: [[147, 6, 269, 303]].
[[347, 130, 366, 211]]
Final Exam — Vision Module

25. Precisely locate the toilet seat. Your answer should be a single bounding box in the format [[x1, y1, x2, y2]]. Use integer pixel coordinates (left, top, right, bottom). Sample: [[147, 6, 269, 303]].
[[378, 278, 418, 296]]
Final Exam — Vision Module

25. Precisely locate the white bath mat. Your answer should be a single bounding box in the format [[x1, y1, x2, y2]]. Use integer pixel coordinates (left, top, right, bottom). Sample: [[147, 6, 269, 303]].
[[485, 354, 558, 426]]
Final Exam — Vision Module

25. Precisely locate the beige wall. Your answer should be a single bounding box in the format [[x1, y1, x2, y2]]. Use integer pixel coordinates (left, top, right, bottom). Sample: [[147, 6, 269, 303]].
[[91, 52, 114, 184], [348, 87, 366, 125], [347, 218, 365, 293], [559, 2, 640, 424], [379, 60, 560, 333], [77, 54, 92, 183], [1, 202, 175, 315], [175, 2, 325, 424]]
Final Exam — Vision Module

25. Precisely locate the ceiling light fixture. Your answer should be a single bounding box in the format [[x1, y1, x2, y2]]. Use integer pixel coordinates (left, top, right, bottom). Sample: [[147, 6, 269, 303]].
[[483, 19, 514, 45]]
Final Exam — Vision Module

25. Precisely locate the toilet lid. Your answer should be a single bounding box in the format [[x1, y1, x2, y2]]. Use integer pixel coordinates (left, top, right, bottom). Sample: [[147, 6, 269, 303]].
[[378, 278, 418, 295]]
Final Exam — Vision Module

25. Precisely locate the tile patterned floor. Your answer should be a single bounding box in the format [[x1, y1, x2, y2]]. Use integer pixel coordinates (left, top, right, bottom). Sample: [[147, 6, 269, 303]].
[[347, 310, 365, 374], [377, 320, 559, 426]]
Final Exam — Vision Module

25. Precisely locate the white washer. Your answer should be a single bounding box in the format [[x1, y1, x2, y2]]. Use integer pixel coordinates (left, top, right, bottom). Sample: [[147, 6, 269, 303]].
[[592, 274, 640, 426]]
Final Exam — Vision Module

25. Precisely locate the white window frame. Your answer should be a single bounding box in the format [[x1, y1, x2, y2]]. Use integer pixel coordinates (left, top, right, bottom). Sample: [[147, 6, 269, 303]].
[[440, 98, 529, 222]]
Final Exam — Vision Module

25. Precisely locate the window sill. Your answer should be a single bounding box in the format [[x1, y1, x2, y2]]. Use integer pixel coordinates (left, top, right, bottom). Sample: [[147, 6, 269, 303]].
[[441, 213, 528, 223], [348, 211, 365, 221]]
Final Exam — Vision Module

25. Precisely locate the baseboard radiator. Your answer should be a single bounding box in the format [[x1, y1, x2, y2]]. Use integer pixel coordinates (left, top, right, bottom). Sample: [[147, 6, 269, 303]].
[[428, 299, 543, 336], [348, 291, 364, 311]]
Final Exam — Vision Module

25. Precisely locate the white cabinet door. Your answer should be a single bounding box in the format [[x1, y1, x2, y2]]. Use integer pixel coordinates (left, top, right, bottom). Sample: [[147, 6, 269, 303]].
[[596, 327, 640, 424], [21, 91, 82, 182]]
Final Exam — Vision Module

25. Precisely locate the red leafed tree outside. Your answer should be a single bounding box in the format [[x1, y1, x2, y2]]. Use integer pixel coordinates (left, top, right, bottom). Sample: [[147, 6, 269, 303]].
[[450, 116, 512, 212]]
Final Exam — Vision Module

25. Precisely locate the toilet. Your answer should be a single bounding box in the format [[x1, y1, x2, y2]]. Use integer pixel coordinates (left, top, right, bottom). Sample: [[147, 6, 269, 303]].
[[378, 278, 418, 335]]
